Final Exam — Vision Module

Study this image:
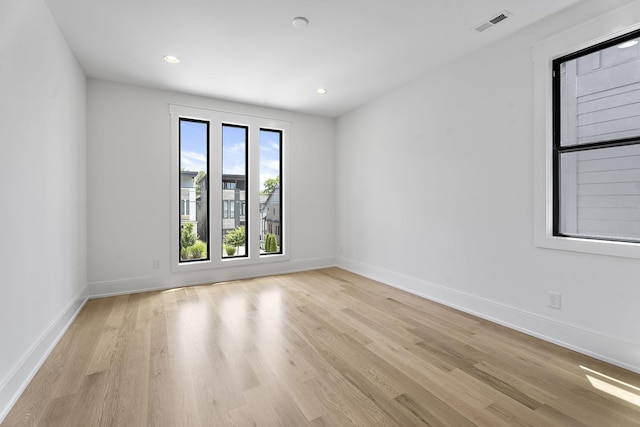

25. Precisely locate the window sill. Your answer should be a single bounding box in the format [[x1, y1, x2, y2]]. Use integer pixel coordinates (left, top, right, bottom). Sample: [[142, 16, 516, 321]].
[[171, 252, 291, 274], [534, 233, 640, 259]]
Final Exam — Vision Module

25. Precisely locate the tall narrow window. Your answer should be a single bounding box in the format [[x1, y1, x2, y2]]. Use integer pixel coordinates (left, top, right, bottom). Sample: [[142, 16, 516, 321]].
[[553, 29, 640, 243], [260, 129, 282, 254], [179, 119, 209, 261], [222, 124, 248, 258]]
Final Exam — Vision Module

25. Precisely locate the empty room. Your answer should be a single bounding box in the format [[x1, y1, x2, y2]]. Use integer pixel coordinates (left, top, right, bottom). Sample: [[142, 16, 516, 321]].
[[1, 0, 640, 425]]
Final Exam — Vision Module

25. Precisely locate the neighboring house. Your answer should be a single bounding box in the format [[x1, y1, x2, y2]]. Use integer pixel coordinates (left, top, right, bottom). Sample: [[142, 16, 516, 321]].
[[260, 184, 281, 247], [181, 172, 245, 243], [222, 174, 246, 235], [196, 173, 208, 242], [180, 171, 198, 235], [259, 194, 269, 249]]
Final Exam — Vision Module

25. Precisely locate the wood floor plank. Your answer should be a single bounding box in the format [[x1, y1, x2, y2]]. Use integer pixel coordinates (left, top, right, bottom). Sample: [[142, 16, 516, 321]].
[[3, 268, 640, 426], [242, 321, 324, 422], [65, 371, 109, 426], [533, 403, 589, 426]]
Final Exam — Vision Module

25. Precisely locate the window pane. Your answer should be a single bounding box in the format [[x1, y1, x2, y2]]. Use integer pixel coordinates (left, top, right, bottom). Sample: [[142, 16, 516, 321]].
[[558, 144, 640, 241], [260, 129, 282, 254], [559, 37, 640, 147], [179, 119, 209, 262], [222, 124, 247, 258]]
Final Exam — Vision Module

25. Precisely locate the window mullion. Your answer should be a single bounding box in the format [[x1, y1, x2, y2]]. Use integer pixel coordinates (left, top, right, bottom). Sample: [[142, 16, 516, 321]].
[[556, 137, 640, 154], [210, 120, 223, 261], [248, 126, 261, 260]]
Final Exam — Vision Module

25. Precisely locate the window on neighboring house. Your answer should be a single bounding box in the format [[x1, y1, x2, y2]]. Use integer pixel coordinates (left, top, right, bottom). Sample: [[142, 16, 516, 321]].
[[179, 118, 209, 262], [180, 199, 189, 216], [171, 105, 290, 269], [553, 29, 640, 244]]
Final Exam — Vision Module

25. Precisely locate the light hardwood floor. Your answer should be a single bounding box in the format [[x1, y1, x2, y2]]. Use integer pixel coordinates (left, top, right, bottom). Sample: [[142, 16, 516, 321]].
[[3, 268, 640, 426]]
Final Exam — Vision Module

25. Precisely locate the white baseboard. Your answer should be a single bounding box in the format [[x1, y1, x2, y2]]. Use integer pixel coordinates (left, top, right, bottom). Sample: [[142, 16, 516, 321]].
[[0, 287, 88, 424], [88, 256, 336, 298], [337, 257, 640, 374]]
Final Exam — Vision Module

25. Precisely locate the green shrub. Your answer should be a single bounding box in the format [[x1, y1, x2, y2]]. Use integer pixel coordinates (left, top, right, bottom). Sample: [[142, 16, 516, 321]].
[[180, 223, 197, 249], [265, 233, 279, 253], [224, 244, 236, 256], [180, 247, 189, 260], [225, 226, 245, 248], [189, 240, 207, 259]]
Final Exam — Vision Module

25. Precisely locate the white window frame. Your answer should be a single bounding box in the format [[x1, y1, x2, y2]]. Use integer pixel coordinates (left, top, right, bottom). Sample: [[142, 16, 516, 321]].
[[533, 3, 640, 259], [170, 104, 291, 272]]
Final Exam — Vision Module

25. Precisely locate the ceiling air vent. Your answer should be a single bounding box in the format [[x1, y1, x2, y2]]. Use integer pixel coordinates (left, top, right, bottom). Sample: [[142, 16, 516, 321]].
[[490, 13, 508, 25], [475, 10, 511, 32]]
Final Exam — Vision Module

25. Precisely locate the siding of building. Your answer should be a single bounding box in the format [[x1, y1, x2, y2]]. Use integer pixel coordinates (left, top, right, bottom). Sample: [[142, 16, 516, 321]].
[[560, 43, 640, 240]]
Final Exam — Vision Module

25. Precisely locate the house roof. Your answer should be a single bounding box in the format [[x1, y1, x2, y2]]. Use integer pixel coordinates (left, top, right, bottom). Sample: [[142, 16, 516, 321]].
[[260, 185, 280, 212]]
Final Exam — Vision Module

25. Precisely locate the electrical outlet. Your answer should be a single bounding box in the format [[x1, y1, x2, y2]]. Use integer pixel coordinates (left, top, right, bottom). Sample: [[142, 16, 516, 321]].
[[153, 259, 161, 269], [548, 292, 561, 309]]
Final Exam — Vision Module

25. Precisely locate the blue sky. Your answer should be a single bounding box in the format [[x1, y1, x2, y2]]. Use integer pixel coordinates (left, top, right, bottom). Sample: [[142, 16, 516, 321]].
[[259, 129, 281, 189], [180, 120, 207, 172], [180, 120, 280, 191]]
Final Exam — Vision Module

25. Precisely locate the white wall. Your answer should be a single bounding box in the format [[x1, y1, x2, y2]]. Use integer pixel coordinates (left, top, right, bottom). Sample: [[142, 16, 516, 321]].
[[87, 80, 336, 296], [336, 0, 640, 372], [0, 0, 87, 420]]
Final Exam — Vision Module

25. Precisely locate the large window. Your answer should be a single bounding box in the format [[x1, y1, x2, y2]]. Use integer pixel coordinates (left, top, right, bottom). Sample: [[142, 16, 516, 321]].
[[170, 105, 290, 270], [553, 29, 640, 244]]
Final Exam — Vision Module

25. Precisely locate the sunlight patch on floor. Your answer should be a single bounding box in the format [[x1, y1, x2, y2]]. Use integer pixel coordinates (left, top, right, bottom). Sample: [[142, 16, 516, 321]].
[[161, 287, 185, 293], [581, 365, 640, 407]]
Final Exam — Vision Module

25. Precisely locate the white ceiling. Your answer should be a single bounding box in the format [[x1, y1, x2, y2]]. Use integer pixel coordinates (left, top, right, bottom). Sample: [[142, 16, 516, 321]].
[[45, 0, 581, 117]]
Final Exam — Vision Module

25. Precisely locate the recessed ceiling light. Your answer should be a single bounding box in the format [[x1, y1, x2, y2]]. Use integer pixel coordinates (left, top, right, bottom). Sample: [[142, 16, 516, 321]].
[[315, 88, 327, 95], [163, 55, 180, 63], [618, 39, 638, 49], [292, 17, 309, 29]]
